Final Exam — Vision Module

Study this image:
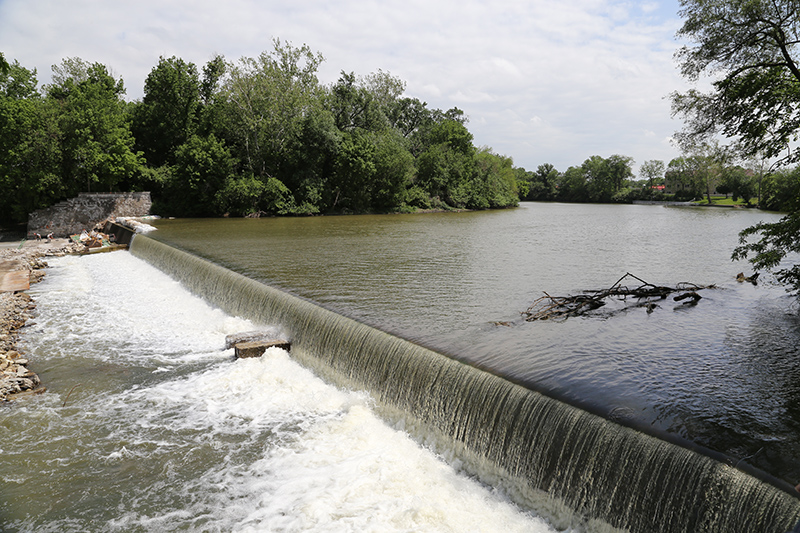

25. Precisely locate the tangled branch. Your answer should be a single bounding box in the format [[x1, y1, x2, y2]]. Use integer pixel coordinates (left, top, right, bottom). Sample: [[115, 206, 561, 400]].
[[523, 273, 715, 321]]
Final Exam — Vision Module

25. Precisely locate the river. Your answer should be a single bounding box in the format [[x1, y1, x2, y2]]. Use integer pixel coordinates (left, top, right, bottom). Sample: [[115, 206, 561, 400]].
[[2, 201, 799, 531], [145, 202, 800, 486]]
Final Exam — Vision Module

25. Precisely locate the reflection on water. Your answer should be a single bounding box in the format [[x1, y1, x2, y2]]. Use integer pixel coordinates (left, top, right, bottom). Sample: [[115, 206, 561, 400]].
[[149, 203, 800, 486]]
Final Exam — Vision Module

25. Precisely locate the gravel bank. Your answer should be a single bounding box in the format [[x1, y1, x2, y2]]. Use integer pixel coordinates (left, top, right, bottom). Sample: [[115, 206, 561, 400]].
[[1, 238, 84, 401]]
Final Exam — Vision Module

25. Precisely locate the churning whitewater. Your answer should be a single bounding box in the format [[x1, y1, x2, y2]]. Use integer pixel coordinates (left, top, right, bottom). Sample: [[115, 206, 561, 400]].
[[0, 251, 559, 532]]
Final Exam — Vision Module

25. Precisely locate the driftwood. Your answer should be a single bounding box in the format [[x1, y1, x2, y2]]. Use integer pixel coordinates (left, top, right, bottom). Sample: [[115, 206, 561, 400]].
[[523, 273, 714, 321], [736, 272, 759, 285]]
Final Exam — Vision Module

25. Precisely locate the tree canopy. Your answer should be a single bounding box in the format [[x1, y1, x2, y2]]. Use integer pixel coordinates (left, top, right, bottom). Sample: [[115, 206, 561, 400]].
[[671, 0, 800, 165], [1, 42, 534, 227]]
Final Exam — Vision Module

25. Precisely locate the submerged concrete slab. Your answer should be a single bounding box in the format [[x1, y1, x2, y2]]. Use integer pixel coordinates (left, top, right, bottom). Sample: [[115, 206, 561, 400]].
[[234, 339, 291, 358], [225, 329, 282, 350]]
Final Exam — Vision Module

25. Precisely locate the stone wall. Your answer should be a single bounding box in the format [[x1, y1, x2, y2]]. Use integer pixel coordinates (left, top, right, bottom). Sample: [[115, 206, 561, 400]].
[[27, 192, 152, 238]]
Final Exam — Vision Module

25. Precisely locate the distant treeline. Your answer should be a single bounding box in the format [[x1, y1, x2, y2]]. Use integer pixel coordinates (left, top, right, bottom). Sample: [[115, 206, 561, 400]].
[[0, 42, 528, 224], [519, 151, 800, 212]]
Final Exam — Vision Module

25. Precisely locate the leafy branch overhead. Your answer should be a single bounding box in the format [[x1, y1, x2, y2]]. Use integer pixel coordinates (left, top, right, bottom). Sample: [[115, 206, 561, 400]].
[[522, 273, 714, 322], [671, 0, 800, 165]]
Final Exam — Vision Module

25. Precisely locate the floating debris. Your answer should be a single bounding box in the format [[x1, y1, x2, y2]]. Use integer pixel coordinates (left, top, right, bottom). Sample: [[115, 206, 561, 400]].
[[522, 273, 715, 322], [736, 272, 759, 285]]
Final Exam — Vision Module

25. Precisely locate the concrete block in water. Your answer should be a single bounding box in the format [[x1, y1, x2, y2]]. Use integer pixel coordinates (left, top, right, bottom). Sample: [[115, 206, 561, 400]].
[[224, 329, 282, 350], [234, 340, 290, 358]]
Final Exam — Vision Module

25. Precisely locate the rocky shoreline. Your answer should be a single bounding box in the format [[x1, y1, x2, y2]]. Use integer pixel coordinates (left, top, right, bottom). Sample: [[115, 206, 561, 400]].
[[0, 238, 84, 402]]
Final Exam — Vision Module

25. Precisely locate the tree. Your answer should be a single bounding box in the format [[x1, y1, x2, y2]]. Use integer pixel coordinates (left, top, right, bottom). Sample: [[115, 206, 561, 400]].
[[666, 155, 708, 199], [0, 60, 62, 224], [415, 119, 475, 206], [733, 211, 800, 292], [132, 56, 201, 167], [557, 166, 588, 202], [332, 129, 377, 212], [671, 0, 800, 166], [387, 97, 430, 139], [166, 134, 235, 216], [220, 39, 325, 179], [639, 160, 665, 188], [759, 166, 800, 211], [672, 0, 800, 291], [528, 163, 559, 200], [47, 60, 143, 194], [468, 149, 519, 209], [329, 71, 385, 132], [370, 130, 414, 210], [606, 154, 635, 192], [0, 58, 38, 99], [721, 165, 756, 203]]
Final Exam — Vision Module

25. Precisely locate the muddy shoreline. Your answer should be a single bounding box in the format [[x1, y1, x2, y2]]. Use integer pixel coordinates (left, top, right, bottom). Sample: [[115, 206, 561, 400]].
[[0, 238, 84, 401]]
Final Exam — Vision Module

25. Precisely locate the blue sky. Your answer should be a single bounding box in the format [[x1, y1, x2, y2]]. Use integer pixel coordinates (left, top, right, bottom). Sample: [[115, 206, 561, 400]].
[[0, 0, 690, 174]]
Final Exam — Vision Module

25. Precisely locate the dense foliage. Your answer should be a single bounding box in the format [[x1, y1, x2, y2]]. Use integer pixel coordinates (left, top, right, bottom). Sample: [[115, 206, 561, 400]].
[[516, 155, 649, 204], [0, 42, 529, 225]]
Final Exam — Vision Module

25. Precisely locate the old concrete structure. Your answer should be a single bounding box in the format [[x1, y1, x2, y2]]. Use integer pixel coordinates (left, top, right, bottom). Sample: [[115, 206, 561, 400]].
[[234, 340, 292, 358], [27, 192, 151, 238]]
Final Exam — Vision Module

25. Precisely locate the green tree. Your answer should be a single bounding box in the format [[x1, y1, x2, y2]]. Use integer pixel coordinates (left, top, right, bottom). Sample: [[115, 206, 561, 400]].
[[329, 71, 385, 132], [524, 163, 559, 201], [332, 129, 377, 212], [370, 130, 414, 211], [467, 149, 519, 209], [733, 211, 800, 292], [330, 128, 413, 213], [671, 0, 800, 166], [759, 166, 800, 211], [606, 154, 635, 191], [132, 56, 201, 167], [415, 119, 475, 206], [582, 156, 615, 202], [556, 166, 588, 202], [282, 107, 339, 213], [721, 166, 756, 203], [164, 133, 236, 216], [220, 40, 325, 179], [672, 0, 800, 291], [200, 54, 226, 107], [47, 59, 143, 194], [0, 60, 62, 224], [0, 58, 38, 99], [639, 160, 665, 188]]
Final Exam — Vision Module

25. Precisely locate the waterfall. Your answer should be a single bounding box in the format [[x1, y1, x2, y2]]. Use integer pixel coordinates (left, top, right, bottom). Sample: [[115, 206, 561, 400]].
[[130, 235, 800, 533]]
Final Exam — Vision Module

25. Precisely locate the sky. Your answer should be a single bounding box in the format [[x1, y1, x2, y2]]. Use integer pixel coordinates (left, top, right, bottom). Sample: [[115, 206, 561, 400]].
[[0, 0, 692, 175]]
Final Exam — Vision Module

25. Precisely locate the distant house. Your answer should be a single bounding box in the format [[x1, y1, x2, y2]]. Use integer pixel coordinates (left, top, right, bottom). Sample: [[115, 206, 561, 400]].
[[664, 175, 721, 195], [664, 176, 691, 195]]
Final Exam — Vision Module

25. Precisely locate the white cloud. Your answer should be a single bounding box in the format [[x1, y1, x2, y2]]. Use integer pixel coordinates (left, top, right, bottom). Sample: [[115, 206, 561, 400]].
[[0, 0, 689, 171]]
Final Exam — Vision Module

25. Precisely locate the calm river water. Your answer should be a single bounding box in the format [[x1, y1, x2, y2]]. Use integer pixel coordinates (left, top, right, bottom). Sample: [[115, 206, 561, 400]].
[[147, 202, 800, 487]]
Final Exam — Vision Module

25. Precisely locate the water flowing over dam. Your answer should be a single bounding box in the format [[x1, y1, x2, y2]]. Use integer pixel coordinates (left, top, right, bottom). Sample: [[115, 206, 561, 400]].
[[130, 234, 800, 533]]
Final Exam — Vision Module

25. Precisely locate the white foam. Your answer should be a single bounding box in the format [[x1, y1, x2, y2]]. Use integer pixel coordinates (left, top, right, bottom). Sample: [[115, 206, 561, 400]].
[[21, 252, 561, 532]]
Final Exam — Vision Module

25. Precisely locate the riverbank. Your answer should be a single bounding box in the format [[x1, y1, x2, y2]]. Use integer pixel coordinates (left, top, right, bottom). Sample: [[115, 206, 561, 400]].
[[1, 238, 83, 401]]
